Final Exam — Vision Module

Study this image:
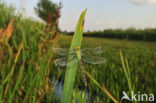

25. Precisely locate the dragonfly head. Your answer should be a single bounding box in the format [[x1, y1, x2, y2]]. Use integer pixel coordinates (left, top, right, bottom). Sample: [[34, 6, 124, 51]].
[[74, 46, 81, 60]]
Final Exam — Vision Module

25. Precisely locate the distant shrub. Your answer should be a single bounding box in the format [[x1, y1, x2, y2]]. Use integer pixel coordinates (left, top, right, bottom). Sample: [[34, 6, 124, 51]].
[[35, 0, 62, 32]]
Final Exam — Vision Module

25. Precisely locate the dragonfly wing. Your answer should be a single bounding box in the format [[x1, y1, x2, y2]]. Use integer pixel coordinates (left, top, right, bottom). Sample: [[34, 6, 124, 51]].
[[53, 48, 70, 56], [54, 58, 68, 67], [82, 55, 106, 64], [54, 57, 78, 67], [81, 46, 103, 55]]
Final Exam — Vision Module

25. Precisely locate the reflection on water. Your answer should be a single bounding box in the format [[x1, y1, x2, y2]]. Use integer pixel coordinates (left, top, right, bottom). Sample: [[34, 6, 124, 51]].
[[54, 82, 63, 100]]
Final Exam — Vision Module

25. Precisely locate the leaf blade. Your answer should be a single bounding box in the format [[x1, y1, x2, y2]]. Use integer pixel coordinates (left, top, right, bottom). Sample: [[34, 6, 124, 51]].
[[61, 9, 87, 103]]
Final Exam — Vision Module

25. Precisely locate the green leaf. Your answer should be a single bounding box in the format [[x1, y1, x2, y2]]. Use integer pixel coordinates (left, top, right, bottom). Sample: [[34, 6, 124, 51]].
[[62, 9, 87, 103]]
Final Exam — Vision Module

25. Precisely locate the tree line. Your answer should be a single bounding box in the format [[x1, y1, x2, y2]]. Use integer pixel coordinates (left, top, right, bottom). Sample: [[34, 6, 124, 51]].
[[64, 28, 156, 41]]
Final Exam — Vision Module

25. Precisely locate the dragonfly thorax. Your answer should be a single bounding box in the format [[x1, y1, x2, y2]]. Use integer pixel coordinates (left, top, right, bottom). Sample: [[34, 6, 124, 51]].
[[74, 46, 81, 60]]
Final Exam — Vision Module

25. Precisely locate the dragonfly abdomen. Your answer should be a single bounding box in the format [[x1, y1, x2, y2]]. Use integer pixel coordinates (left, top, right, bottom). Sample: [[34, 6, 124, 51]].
[[79, 60, 87, 88]]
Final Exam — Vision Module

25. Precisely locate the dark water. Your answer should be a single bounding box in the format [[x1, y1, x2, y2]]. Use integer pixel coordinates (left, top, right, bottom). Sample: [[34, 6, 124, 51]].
[[53, 81, 89, 102]]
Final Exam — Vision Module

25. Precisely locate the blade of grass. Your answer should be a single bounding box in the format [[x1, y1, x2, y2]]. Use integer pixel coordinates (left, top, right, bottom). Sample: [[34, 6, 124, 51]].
[[84, 70, 119, 103], [62, 9, 87, 103], [120, 51, 133, 92], [9, 64, 25, 103], [0, 18, 15, 43], [0, 18, 15, 58], [2, 40, 24, 85]]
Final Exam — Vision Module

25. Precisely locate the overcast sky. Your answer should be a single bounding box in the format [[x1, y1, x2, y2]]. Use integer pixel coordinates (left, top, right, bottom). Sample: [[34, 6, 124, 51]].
[[4, 0, 156, 31]]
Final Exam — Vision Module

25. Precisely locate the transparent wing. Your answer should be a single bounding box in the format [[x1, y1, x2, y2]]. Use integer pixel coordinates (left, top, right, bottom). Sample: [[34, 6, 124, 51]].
[[54, 57, 78, 67], [53, 48, 76, 56], [82, 55, 106, 64], [53, 48, 70, 56], [53, 47, 102, 56], [81, 47, 103, 55]]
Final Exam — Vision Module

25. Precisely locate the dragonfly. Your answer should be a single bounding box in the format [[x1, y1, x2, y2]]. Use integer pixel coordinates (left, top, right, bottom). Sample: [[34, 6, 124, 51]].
[[53, 46, 106, 87]]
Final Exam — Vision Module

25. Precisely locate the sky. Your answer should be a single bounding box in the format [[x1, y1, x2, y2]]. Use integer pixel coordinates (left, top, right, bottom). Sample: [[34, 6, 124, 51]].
[[3, 0, 156, 32]]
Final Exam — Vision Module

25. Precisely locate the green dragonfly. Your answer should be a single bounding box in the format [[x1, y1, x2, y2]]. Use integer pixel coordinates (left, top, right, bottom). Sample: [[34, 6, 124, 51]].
[[53, 46, 106, 87]]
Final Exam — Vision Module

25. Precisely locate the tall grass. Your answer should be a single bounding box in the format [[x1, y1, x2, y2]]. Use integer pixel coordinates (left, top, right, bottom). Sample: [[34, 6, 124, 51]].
[[0, 2, 58, 103]]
